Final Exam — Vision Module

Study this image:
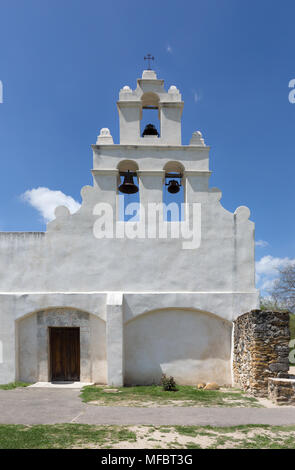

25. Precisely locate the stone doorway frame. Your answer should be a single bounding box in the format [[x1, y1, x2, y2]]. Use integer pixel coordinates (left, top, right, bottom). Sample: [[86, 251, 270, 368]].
[[36, 308, 91, 382]]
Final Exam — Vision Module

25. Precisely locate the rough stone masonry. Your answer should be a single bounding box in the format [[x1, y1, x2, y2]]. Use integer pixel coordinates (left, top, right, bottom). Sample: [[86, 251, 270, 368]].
[[268, 377, 295, 405], [233, 310, 290, 397]]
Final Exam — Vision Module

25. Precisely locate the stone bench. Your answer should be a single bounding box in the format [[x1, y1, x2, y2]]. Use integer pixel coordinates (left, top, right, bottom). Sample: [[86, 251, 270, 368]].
[[268, 377, 295, 405]]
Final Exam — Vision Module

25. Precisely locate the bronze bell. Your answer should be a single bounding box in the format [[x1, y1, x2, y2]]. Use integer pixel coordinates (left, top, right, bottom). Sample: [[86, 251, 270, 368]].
[[167, 179, 181, 194], [142, 123, 159, 137], [118, 171, 139, 194]]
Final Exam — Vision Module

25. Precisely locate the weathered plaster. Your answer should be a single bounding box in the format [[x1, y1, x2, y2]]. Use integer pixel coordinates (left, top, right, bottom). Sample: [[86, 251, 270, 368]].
[[124, 308, 232, 385]]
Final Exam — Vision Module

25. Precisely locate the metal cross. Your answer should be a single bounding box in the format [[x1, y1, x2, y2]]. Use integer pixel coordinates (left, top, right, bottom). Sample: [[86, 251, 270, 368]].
[[144, 54, 154, 70]]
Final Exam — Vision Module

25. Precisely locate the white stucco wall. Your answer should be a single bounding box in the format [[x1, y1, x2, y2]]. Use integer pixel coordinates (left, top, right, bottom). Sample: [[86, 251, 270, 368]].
[[124, 308, 232, 386], [18, 314, 38, 383], [0, 186, 256, 294], [0, 291, 257, 385], [90, 314, 107, 384]]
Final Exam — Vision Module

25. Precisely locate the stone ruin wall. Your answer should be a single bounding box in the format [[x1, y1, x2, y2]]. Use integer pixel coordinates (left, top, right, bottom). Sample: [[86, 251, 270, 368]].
[[268, 378, 295, 405], [233, 310, 290, 397]]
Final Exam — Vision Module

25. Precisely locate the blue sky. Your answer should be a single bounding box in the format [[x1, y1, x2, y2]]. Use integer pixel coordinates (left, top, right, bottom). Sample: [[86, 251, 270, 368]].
[[0, 0, 294, 293]]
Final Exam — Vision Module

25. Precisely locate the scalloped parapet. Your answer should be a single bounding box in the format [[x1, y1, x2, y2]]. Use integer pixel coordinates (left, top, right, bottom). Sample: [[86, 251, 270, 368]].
[[209, 187, 222, 201], [234, 206, 251, 222], [54, 206, 70, 218]]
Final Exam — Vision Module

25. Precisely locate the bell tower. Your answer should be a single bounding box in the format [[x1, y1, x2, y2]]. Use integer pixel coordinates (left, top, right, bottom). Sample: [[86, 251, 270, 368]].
[[92, 66, 210, 220], [117, 69, 184, 145]]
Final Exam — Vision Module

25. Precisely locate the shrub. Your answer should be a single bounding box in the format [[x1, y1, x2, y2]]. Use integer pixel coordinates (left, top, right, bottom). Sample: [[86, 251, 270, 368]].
[[160, 374, 178, 392]]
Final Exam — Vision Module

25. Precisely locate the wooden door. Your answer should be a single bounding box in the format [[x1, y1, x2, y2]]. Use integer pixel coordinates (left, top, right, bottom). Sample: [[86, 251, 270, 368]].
[[50, 327, 80, 381]]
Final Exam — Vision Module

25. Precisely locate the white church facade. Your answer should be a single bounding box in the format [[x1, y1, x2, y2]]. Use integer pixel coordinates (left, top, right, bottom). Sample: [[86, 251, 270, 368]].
[[0, 69, 259, 387]]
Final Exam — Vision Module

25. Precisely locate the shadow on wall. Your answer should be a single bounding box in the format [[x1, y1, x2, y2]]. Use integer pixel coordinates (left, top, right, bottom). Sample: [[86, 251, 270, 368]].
[[124, 308, 232, 386]]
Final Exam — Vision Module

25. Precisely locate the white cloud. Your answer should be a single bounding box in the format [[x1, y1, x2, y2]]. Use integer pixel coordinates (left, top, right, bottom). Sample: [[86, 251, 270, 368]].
[[256, 255, 294, 277], [21, 187, 81, 223], [256, 255, 295, 292], [166, 44, 172, 54], [255, 239, 269, 248]]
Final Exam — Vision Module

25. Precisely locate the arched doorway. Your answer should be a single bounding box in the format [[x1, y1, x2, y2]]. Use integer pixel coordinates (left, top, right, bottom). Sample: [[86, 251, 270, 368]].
[[17, 307, 107, 384]]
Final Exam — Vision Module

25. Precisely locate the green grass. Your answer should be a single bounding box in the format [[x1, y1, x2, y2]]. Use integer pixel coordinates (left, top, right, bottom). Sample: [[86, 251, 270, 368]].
[[0, 424, 136, 449], [80, 385, 261, 407], [172, 424, 295, 449], [1, 424, 295, 449], [0, 381, 31, 390]]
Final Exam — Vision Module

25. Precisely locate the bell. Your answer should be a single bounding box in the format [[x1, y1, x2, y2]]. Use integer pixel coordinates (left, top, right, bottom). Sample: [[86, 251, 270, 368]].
[[142, 123, 159, 137], [118, 171, 139, 194], [167, 179, 181, 194]]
